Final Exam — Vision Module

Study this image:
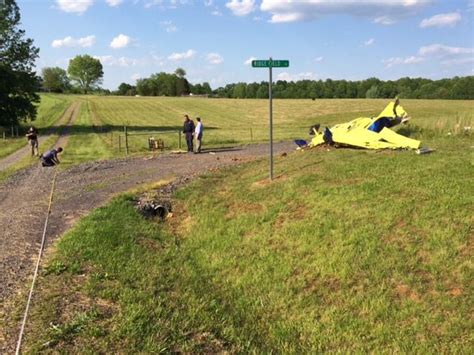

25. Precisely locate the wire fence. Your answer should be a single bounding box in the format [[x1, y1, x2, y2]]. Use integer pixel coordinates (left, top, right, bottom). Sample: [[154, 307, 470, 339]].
[[102, 126, 306, 155]]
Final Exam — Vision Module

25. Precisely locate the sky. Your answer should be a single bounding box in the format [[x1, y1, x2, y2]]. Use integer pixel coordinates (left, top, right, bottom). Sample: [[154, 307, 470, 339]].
[[16, 0, 474, 90]]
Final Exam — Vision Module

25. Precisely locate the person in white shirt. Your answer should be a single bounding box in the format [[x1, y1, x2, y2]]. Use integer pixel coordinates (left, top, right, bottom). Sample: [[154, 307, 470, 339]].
[[194, 117, 203, 153]]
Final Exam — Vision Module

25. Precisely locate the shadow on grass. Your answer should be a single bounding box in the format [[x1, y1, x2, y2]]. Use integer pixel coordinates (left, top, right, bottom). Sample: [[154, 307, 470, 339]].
[[55, 124, 221, 135]]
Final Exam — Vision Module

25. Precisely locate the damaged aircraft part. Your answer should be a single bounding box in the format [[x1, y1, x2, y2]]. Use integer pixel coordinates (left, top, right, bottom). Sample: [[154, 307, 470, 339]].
[[306, 100, 422, 151]]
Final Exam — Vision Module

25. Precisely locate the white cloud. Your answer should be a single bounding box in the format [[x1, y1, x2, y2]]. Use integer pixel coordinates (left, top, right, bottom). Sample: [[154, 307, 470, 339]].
[[207, 53, 223, 64], [373, 16, 396, 25], [94, 55, 139, 67], [212, 10, 222, 16], [110, 34, 132, 49], [277, 72, 315, 81], [364, 38, 375, 46], [419, 44, 474, 57], [168, 49, 196, 61], [56, 0, 94, 14], [160, 20, 178, 32], [314, 56, 324, 62], [131, 73, 141, 81], [51, 35, 96, 48], [144, 0, 190, 9], [226, 0, 256, 16], [260, 0, 432, 24], [420, 12, 461, 28], [204, 0, 213, 6], [106, 0, 123, 6], [244, 56, 256, 65], [441, 57, 474, 66], [383, 56, 424, 68]]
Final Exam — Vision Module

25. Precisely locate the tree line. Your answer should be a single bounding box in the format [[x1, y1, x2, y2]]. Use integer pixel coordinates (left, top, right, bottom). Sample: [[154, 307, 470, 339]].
[[213, 76, 474, 100], [114, 74, 474, 100]]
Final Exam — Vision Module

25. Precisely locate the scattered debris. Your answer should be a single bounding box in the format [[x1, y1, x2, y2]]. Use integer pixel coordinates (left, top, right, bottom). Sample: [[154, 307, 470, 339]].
[[134, 176, 190, 221], [416, 147, 435, 155]]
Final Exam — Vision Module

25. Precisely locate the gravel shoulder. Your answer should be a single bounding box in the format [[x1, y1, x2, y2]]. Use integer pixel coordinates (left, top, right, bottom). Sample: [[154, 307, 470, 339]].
[[0, 142, 293, 352]]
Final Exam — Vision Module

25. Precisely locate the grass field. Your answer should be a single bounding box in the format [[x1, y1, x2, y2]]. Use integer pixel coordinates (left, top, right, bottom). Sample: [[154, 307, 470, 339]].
[[87, 97, 473, 154], [16, 98, 473, 352], [0, 94, 72, 159]]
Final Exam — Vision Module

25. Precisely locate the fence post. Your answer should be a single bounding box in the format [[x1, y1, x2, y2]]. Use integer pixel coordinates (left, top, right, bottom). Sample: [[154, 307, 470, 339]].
[[118, 135, 121, 152], [15, 126, 19, 137], [124, 126, 129, 155], [11, 126, 14, 137], [2, 132, 5, 140], [178, 130, 182, 149]]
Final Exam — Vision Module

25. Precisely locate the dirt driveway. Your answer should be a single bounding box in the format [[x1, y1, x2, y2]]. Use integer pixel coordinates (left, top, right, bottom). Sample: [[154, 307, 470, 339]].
[[0, 142, 293, 352]]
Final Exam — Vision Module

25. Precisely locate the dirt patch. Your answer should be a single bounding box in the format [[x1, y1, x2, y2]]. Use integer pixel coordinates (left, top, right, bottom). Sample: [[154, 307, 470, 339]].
[[251, 174, 288, 188], [274, 203, 307, 229], [395, 284, 420, 302], [447, 287, 463, 297]]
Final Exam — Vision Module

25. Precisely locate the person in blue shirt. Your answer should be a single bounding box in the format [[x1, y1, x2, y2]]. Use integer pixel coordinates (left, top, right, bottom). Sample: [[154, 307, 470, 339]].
[[194, 117, 203, 153], [41, 147, 63, 167]]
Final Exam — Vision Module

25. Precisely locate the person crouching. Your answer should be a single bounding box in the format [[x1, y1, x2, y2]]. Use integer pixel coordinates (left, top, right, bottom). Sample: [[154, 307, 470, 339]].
[[41, 147, 63, 167]]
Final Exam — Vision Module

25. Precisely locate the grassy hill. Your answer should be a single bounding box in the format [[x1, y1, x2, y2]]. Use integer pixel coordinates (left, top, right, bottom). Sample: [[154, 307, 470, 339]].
[[18, 125, 473, 352]]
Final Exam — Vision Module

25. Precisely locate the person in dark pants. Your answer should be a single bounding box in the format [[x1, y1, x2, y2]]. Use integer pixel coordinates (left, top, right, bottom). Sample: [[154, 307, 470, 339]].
[[41, 147, 63, 167], [183, 114, 195, 152], [26, 126, 39, 156], [194, 117, 203, 153]]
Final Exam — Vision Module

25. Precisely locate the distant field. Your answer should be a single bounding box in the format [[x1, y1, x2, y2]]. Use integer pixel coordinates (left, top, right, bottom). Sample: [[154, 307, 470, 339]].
[[88, 97, 473, 153], [0, 94, 71, 159]]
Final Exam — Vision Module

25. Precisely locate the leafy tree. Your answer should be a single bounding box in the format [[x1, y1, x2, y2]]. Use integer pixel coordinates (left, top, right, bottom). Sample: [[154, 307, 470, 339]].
[[117, 82, 136, 96], [201, 82, 212, 95], [0, 0, 40, 126], [366, 85, 380, 98], [175, 67, 186, 78], [42, 67, 69, 93], [67, 55, 103, 94]]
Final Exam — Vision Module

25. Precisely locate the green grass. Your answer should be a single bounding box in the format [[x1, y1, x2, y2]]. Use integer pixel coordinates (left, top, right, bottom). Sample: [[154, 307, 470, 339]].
[[20, 131, 473, 352], [0, 94, 72, 159], [60, 101, 115, 167], [86, 97, 474, 154]]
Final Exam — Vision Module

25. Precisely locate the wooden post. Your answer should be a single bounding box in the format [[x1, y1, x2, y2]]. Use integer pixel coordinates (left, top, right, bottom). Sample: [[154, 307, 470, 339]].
[[11, 126, 14, 137], [124, 126, 129, 155], [2, 132, 5, 140], [178, 130, 182, 149], [118, 135, 121, 152], [15, 126, 19, 137]]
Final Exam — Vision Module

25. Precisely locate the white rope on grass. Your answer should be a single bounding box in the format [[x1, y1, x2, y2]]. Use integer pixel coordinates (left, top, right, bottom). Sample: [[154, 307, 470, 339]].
[[15, 170, 57, 355]]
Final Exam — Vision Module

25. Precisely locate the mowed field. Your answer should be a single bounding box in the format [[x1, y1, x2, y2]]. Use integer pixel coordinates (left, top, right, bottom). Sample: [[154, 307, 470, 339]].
[[57, 96, 474, 161], [4, 96, 474, 352]]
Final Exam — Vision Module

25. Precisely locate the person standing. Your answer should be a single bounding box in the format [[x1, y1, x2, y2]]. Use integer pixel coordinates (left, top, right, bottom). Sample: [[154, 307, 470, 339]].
[[183, 114, 195, 152], [194, 117, 203, 153], [41, 147, 63, 167], [26, 126, 39, 156]]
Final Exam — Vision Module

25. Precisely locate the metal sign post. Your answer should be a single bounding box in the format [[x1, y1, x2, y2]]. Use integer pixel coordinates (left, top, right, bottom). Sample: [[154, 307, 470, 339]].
[[252, 58, 289, 180]]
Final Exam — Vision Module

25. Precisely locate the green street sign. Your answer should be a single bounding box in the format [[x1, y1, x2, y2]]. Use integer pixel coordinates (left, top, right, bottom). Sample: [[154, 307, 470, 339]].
[[252, 59, 289, 68]]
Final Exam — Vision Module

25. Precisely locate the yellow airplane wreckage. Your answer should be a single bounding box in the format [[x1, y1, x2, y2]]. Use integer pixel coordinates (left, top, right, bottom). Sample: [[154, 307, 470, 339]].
[[297, 99, 431, 153]]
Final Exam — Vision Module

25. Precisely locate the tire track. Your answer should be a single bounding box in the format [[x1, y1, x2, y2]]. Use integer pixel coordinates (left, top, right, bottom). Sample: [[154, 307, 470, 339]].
[[0, 102, 80, 173]]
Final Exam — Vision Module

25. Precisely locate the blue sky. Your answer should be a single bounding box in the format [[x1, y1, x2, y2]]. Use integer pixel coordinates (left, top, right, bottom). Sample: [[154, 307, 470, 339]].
[[18, 0, 474, 90]]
